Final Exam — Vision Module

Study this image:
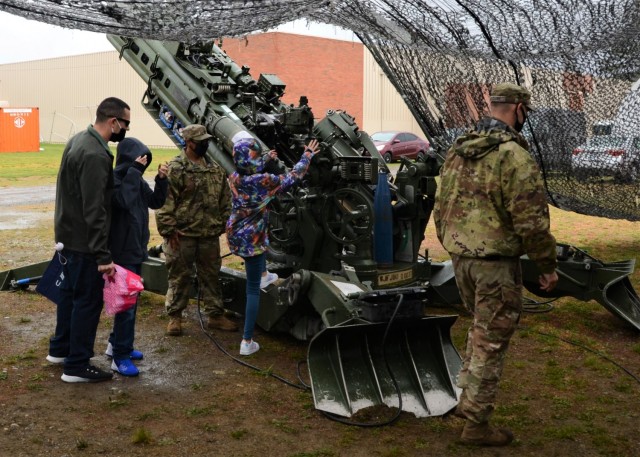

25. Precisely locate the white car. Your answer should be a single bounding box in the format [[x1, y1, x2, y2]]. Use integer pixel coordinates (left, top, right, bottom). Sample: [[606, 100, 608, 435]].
[[571, 135, 640, 182]]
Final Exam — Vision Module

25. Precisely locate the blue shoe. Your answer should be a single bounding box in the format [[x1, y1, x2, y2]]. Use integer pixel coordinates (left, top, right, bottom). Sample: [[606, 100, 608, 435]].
[[105, 342, 144, 360], [111, 358, 139, 377]]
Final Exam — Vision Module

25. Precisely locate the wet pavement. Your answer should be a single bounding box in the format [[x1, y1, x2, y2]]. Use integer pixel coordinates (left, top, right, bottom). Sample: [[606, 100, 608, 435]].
[[0, 185, 55, 230], [0, 185, 56, 206], [0, 181, 154, 230]]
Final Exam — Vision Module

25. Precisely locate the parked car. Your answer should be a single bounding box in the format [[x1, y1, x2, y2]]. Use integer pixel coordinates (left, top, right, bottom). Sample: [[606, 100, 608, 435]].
[[522, 108, 587, 173], [571, 135, 640, 182], [370, 131, 431, 163]]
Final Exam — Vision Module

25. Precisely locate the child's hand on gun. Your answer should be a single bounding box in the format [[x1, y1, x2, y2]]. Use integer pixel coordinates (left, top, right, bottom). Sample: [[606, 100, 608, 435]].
[[305, 139, 320, 155], [267, 150, 278, 161]]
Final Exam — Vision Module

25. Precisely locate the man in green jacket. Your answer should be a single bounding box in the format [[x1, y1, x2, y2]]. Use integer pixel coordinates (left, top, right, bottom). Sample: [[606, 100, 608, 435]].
[[156, 124, 233, 336], [434, 83, 558, 446], [47, 97, 131, 383]]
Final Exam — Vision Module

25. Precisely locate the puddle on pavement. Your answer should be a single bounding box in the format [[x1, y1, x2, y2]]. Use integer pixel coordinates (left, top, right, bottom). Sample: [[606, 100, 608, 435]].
[[0, 210, 53, 230]]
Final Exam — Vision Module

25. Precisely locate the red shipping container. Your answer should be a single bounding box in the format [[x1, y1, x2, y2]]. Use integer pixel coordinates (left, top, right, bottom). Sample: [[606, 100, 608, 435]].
[[0, 107, 40, 153]]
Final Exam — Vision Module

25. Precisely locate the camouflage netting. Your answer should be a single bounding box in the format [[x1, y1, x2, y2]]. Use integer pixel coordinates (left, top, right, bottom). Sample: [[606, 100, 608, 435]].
[[2, 0, 640, 219]]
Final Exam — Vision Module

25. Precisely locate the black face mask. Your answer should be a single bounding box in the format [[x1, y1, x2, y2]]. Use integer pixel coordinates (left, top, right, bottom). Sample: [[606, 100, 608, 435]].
[[514, 120, 525, 133], [513, 106, 526, 133], [195, 141, 209, 157], [110, 127, 127, 143]]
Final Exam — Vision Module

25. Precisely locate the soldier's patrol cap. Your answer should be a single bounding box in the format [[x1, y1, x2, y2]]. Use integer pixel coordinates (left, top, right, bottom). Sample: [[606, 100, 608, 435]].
[[490, 83, 535, 111], [182, 124, 213, 141]]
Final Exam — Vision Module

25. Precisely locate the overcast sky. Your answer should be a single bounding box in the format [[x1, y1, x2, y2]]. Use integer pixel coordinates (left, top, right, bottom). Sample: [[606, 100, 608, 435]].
[[0, 11, 358, 64]]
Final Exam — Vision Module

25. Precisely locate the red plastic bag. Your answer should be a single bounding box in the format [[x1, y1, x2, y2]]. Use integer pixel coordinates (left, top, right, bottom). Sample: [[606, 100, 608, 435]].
[[103, 265, 144, 316]]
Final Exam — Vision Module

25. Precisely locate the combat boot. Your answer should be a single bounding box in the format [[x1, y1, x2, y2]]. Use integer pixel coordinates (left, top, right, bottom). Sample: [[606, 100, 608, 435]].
[[452, 405, 466, 419], [452, 390, 468, 418], [166, 317, 182, 336], [207, 314, 238, 331], [459, 421, 514, 446]]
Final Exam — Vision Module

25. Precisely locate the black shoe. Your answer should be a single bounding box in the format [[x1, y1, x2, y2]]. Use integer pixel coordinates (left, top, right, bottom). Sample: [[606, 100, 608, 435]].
[[61, 365, 113, 383]]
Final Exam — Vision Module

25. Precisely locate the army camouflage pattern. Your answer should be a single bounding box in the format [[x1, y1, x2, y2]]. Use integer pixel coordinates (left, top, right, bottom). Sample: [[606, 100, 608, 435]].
[[433, 117, 557, 274], [489, 82, 534, 110], [452, 255, 522, 424], [156, 151, 232, 238], [156, 151, 231, 317], [181, 124, 213, 141], [163, 236, 224, 316]]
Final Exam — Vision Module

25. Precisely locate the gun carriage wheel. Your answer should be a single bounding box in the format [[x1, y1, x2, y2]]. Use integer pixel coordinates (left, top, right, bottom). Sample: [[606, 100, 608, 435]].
[[321, 188, 373, 244], [268, 192, 302, 245]]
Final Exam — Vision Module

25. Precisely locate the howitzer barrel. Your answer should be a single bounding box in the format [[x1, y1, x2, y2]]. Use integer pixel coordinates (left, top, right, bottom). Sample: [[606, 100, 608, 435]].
[[210, 116, 256, 159], [107, 34, 265, 174], [107, 36, 203, 124]]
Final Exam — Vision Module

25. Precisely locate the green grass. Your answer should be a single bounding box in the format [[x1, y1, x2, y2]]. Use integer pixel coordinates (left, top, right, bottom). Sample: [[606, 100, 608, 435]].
[[0, 142, 180, 187], [75, 438, 89, 450], [136, 409, 164, 421], [0, 145, 65, 185], [131, 427, 153, 445], [5, 349, 38, 364], [230, 428, 248, 439], [288, 451, 335, 457], [186, 405, 215, 417], [271, 417, 299, 434], [108, 391, 131, 408], [542, 424, 586, 440]]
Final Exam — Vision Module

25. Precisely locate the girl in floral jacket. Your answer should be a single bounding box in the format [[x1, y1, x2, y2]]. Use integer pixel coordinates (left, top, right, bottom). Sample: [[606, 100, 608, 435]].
[[226, 138, 319, 355]]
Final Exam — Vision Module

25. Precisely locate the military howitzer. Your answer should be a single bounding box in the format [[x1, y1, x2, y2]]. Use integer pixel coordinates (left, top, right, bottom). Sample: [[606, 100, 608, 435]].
[[103, 35, 640, 418], [106, 34, 464, 418]]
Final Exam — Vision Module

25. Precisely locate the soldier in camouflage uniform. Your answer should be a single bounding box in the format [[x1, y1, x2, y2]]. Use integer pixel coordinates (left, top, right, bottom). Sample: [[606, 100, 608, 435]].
[[434, 83, 559, 446], [156, 124, 235, 336]]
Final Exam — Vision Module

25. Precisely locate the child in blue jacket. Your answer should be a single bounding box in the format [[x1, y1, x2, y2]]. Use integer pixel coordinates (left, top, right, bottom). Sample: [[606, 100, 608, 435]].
[[107, 138, 168, 376], [226, 138, 319, 355]]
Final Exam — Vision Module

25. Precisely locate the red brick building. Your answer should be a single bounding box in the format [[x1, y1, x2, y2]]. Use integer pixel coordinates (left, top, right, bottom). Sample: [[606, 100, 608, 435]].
[[223, 33, 364, 128]]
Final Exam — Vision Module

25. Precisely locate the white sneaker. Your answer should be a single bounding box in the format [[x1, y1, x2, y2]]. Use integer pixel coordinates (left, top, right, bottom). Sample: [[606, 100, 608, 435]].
[[240, 340, 260, 356], [105, 342, 144, 360], [46, 355, 65, 364], [260, 272, 278, 289]]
